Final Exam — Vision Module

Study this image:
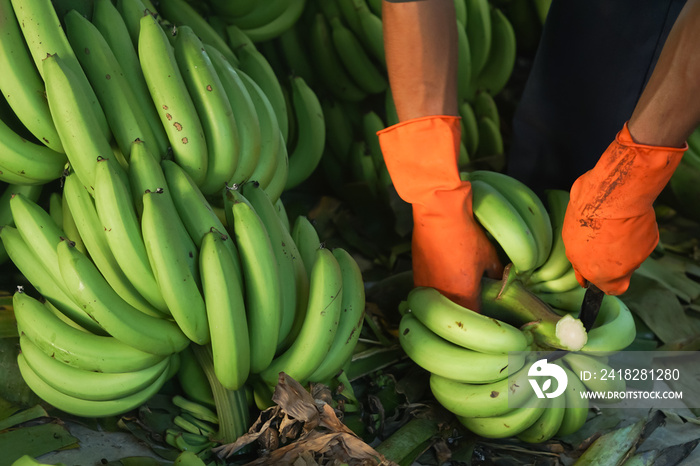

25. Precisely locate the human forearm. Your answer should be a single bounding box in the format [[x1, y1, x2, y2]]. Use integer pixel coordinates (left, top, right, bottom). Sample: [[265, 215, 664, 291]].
[[382, 0, 458, 122], [628, 0, 700, 147]]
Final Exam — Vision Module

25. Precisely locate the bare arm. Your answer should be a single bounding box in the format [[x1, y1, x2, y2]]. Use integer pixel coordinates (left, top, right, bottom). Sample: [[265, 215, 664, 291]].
[[628, 0, 700, 147], [382, 0, 458, 122]]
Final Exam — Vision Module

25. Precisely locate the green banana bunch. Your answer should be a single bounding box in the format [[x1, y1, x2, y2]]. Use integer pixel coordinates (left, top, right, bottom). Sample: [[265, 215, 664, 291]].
[[462, 170, 552, 276]]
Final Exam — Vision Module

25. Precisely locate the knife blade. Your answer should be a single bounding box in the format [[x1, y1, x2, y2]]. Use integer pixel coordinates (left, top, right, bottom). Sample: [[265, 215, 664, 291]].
[[579, 283, 605, 332]]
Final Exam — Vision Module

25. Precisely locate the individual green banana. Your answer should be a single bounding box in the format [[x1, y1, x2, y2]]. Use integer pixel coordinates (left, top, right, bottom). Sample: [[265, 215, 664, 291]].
[[430, 363, 533, 419], [13, 292, 165, 373], [464, 0, 491, 86], [174, 26, 240, 196], [308, 248, 365, 383], [176, 345, 215, 408], [0, 116, 66, 185], [91, 0, 169, 157], [458, 100, 479, 158], [236, 69, 282, 190], [528, 189, 573, 284], [556, 364, 590, 437], [127, 140, 199, 278], [475, 7, 516, 96], [240, 181, 299, 348], [64, 10, 162, 163], [285, 75, 326, 190], [205, 44, 261, 186], [458, 393, 546, 439], [228, 26, 288, 142], [10, 0, 110, 139], [199, 231, 250, 390], [171, 394, 219, 424], [467, 170, 553, 270], [226, 188, 283, 374], [349, 139, 380, 196], [0, 0, 63, 152], [237, 0, 307, 43], [399, 313, 526, 384], [63, 171, 163, 317], [157, 0, 238, 65], [43, 54, 113, 195], [224, 0, 290, 30], [259, 246, 343, 387], [16, 351, 170, 418], [406, 286, 529, 354], [116, 0, 153, 48], [275, 197, 291, 232], [57, 239, 190, 355], [10, 192, 69, 286], [480, 274, 588, 351], [517, 391, 566, 443], [527, 267, 580, 294], [93, 158, 167, 312], [205, 0, 256, 18], [329, 16, 387, 95], [48, 192, 63, 233], [354, 0, 385, 66], [474, 116, 503, 156], [467, 178, 539, 274], [262, 130, 290, 203], [138, 13, 208, 186], [472, 91, 500, 129], [0, 225, 104, 335], [309, 13, 367, 102], [277, 20, 320, 89], [141, 189, 209, 345], [456, 18, 473, 102], [19, 335, 170, 401], [321, 98, 355, 165], [562, 353, 626, 398], [162, 159, 242, 285], [291, 215, 321, 280]]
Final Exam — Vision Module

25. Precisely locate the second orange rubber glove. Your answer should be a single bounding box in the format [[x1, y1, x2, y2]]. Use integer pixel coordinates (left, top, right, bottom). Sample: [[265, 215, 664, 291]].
[[378, 115, 503, 311], [562, 122, 687, 295]]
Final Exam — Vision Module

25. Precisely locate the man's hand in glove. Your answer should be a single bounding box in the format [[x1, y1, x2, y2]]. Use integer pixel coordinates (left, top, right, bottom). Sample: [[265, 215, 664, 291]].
[[562, 0, 700, 295]]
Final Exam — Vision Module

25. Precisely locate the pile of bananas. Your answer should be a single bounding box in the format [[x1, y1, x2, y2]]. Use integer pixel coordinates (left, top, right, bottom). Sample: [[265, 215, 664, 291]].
[[0, 0, 368, 434], [397, 171, 638, 442]]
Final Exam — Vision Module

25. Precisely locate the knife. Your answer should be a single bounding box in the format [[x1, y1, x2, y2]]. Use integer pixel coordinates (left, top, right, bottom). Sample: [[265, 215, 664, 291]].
[[579, 283, 605, 332]]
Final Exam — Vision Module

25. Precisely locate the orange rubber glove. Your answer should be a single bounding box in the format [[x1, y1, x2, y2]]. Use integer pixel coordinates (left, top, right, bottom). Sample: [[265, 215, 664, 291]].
[[378, 115, 503, 310], [562, 122, 687, 295]]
